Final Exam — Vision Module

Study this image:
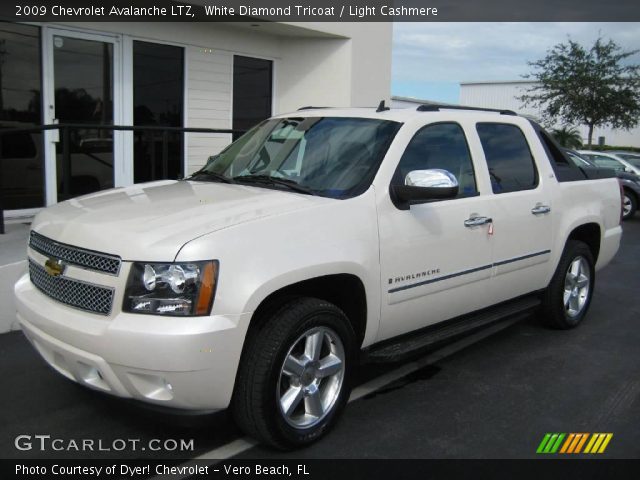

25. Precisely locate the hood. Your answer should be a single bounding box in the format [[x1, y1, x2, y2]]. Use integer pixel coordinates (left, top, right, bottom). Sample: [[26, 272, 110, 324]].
[[32, 180, 331, 261]]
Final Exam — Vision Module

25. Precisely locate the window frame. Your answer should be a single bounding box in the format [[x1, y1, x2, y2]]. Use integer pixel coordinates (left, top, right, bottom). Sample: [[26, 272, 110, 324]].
[[389, 121, 480, 204], [475, 121, 539, 195]]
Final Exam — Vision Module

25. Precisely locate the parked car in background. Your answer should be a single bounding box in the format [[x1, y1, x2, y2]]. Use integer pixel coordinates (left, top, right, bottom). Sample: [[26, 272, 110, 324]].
[[579, 150, 640, 176], [565, 148, 640, 220]]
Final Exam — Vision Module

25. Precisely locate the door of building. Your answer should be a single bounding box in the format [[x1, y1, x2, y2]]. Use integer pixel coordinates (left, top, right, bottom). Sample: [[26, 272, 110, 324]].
[[42, 28, 123, 205]]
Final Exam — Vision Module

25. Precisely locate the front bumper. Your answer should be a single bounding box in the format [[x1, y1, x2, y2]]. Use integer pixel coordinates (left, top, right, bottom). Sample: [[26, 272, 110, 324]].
[[15, 273, 251, 410]]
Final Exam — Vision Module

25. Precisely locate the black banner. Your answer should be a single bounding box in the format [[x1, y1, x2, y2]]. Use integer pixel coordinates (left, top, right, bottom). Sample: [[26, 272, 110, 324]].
[[1, 0, 640, 22], [5, 459, 640, 480]]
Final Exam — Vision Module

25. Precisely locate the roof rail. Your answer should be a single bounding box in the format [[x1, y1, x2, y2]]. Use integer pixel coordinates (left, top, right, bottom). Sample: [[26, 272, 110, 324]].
[[417, 103, 517, 116], [297, 106, 328, 111]]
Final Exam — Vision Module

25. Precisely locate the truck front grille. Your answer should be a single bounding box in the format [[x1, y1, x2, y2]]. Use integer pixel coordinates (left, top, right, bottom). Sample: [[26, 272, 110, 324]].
[[29, 260, 114, 315], [29, 231, 121, 275]]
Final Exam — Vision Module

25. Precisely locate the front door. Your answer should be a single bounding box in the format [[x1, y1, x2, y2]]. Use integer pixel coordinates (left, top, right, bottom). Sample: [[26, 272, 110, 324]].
[[43, 28, 122, 205], [377, 122, 495, 341]]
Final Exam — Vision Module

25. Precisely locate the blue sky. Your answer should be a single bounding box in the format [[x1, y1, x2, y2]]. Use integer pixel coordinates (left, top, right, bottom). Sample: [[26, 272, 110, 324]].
[[392, 22, 640, 104]]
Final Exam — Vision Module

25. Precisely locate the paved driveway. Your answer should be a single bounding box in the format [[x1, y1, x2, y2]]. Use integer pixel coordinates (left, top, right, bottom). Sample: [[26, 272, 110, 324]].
[[1, 219, 639, 460]]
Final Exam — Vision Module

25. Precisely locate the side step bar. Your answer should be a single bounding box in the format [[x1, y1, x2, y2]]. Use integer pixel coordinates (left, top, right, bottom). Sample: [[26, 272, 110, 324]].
[[363, 296, 541, 363]]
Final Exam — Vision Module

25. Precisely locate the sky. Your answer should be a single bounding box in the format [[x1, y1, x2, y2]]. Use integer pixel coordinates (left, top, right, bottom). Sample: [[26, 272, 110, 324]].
[[392, 22, 640, 104]]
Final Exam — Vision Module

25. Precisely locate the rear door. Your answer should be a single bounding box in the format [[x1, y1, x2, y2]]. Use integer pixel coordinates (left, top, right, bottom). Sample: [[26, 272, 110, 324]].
[[474, 121, 554, 302]]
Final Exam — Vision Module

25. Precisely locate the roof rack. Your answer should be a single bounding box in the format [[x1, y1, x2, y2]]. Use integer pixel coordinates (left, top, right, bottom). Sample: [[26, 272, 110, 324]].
[[417, 103, 517, 116], [297, 106, 328, 111]]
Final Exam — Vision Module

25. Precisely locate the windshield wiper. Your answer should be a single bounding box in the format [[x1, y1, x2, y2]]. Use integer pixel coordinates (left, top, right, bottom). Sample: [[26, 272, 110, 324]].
[[232, 175, 317, 195], [189, 171, 235, 184]]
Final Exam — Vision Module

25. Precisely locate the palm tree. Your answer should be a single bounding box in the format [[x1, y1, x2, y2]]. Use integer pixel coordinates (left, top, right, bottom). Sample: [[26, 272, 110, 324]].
[[551, 126, 583, 149]]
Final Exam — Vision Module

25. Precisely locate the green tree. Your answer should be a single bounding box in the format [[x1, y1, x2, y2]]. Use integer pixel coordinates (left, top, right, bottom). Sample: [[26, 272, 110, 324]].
[[520, 38, 640, 147], [551, 126, 583, 149]]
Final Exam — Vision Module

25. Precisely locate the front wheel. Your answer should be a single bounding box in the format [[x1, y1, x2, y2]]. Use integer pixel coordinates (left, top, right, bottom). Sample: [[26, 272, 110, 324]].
[[540, 240, 595, 329], [231, 297, 356, 449]]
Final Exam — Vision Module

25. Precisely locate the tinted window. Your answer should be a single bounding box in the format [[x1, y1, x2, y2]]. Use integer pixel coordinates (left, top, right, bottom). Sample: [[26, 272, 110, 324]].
[[477, 123, 537, 194], [393, 123, 477, 198], [133, 41, 184, 183], [0, 22, 45, 209], [233, 56, 272, 141]]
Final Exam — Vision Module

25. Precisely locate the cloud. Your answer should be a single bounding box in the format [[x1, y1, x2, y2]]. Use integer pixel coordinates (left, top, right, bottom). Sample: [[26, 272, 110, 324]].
[[392, 22, 640, 88]]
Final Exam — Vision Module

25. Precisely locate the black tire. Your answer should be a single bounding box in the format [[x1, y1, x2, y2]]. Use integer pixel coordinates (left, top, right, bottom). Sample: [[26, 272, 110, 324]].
[[540, 240, 595, 329], [622, 189, 637, 220], [231, 297, 356, 449]]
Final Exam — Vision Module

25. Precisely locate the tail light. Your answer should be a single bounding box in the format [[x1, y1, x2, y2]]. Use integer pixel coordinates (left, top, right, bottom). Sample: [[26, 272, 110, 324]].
[[619, 179, 624, 224]]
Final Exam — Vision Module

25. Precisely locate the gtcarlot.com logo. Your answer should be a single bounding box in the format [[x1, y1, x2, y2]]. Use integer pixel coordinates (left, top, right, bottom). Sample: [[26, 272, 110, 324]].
[[15, 435, 194, 452], [536, 433, 613, 454]]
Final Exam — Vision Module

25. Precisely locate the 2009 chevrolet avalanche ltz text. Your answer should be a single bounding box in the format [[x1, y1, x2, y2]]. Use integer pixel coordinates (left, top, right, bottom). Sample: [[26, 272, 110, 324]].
[[15, 105, 622, 449]]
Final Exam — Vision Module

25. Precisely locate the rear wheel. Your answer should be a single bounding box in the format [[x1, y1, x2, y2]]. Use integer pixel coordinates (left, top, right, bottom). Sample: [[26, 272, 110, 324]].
[[232, 297, 355, 449], [540, 240, 595, 329], [622, 190, 637, 220]]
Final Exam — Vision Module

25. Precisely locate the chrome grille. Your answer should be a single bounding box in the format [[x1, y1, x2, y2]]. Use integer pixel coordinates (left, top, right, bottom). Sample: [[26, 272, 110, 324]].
[[29, 260, 114, 315], [29, 231, 121, 275]]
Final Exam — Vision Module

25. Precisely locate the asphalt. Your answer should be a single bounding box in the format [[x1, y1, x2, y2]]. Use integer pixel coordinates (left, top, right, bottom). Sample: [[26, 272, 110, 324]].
[[1, 218, 639, 460]]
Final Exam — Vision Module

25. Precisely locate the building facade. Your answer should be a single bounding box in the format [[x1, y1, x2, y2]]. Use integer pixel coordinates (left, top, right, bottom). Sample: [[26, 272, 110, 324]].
[[0, 21, 391, 219], [460, 80, 640, 148]]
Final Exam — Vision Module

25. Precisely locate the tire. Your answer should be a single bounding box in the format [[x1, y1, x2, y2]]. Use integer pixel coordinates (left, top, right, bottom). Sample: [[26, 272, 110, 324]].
[[231, 297, 356, 449], [622, 190, 637, 220], [540, 240, 595, 329]]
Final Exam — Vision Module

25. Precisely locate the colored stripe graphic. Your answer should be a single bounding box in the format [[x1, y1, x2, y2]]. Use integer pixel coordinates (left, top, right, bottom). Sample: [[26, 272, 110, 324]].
[[584, 433, 614, 454], [538, 433, 613, 454], [536, 433, 565, 453]]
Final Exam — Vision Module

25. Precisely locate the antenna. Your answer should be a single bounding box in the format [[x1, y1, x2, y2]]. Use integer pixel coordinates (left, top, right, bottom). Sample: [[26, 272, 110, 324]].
[[376, 100, 390, 112]]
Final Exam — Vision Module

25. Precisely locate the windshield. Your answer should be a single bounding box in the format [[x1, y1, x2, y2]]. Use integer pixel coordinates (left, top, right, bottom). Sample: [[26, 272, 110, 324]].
[[192, 117, 401, 199], [565, 151, 593, 167]]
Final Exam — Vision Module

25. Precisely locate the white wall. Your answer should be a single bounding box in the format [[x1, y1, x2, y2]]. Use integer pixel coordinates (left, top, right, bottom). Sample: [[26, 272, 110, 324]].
[[460, 81, 640, 147]]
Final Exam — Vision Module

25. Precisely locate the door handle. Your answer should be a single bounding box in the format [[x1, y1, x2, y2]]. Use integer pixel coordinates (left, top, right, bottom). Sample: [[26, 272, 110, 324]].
[[464, 216, 493, 227], [531, 204, 551, 215]]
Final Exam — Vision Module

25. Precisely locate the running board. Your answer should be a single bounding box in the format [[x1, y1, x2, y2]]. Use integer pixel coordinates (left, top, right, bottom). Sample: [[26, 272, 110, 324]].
[[363, 296, 541, 363]]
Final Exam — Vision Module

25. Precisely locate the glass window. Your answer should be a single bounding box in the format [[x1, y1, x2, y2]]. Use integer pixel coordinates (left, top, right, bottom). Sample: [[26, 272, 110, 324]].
[[0, 22, 44, 210], [392, 123, 477, 198], [476, 123, 537, 194], [133, 41, 184, 183], [194, 117, 400, 199], [53, 35, 114, 202], [618, 155, 640, 168], [233, 56, 272, 141], [585, 155, 625, 171]]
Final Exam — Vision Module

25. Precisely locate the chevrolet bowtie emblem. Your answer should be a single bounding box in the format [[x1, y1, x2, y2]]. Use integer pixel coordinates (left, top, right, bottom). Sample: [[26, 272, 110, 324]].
[[44, 257, 66, 277]]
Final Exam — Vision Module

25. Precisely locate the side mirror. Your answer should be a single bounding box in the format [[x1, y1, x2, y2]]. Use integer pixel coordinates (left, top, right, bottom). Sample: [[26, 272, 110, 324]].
[[391, 169, 459, 210]]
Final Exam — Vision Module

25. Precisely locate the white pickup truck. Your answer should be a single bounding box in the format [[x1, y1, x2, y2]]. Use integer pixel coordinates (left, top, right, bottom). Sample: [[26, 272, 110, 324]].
[[15, 105, 622, 449]]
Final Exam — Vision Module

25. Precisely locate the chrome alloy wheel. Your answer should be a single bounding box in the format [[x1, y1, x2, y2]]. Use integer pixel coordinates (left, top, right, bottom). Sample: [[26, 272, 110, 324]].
[[563, 256, 591, 318], [623, 194, 632, 217], [277, 326, 345, 429]]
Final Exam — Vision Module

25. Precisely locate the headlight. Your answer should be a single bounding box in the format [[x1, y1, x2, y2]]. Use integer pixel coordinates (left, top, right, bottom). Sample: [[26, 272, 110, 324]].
[[123, 261, 218, 316]]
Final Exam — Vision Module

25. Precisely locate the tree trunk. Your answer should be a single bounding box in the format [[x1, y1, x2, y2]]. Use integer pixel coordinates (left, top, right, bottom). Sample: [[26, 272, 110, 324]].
[[587, 124, 594, 148]]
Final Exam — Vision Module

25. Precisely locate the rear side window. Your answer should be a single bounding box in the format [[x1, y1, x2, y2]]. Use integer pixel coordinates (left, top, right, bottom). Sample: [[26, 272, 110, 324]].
[[393, 122, 478, 198], [476, 123, 538, 194]]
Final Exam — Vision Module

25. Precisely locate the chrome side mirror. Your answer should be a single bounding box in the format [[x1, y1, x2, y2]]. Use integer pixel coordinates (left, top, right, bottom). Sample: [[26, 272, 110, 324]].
[[391, 169, 459, 210], [405, 169, 459, 189]]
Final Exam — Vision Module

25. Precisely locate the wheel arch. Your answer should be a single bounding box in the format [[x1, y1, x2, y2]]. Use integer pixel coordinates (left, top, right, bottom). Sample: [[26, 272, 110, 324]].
[[247, 273, 369, 349], [566, 222, 601, 263]]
